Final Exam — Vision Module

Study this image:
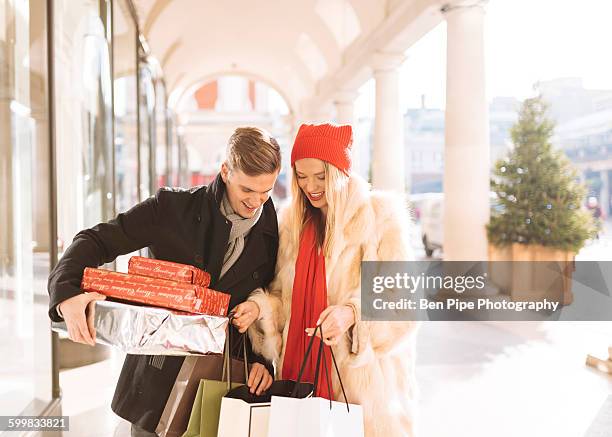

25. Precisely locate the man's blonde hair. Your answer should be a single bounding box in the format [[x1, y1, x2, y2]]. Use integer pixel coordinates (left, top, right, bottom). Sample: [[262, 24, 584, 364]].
[[226, 127, 281, 175]]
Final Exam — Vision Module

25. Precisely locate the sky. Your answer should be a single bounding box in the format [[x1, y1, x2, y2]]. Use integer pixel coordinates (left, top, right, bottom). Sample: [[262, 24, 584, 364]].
[[363, 0, 612, 112]]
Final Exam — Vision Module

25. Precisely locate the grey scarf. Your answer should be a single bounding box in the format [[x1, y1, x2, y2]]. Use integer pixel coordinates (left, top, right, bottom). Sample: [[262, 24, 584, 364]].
[[218, 193, 263, 279]]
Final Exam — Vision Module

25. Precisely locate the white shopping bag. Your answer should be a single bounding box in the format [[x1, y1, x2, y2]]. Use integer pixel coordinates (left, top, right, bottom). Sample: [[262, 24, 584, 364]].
[[268, 324, 363, 437], [267, 395, 364, 437], [217, 396, 271, 437], [266, 396, 301, 435]]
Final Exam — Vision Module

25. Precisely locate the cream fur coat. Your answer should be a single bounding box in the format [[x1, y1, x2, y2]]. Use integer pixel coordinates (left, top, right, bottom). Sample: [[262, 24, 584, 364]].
[[248, 175, 418, 437]]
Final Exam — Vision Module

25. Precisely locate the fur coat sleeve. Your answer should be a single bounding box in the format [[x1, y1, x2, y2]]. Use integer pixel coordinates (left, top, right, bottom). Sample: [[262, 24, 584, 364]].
[[246, 205, 292, 364], [344, 192, 417, 368]]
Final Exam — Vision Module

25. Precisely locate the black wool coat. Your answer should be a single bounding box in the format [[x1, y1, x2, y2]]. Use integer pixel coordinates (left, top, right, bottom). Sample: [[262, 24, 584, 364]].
[[47, 173, 279, 432]]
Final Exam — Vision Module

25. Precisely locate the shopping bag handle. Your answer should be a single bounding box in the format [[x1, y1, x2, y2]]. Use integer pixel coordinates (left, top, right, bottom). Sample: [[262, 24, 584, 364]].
[[223, 315, 249, 390], [312, 327, 332, 410], [328, 334, 350, 412], [293, 324, 322, 390], [291, 324, 351, 412], [318, 325, 350, 412]]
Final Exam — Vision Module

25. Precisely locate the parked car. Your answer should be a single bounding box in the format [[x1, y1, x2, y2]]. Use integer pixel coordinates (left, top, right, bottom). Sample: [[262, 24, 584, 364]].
[[418, 192, 501, 257], [418, 193, 444, 257]]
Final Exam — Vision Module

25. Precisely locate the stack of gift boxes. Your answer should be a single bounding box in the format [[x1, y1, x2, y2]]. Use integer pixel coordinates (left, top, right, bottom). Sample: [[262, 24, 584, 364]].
[[81, 256, 230, 316]]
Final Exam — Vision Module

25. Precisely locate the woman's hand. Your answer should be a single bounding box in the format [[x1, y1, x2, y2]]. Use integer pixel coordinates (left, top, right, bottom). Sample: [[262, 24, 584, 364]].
[[305, 305, 356, 345], [231, 301, 260, 333], [247, 363, 273, 395]]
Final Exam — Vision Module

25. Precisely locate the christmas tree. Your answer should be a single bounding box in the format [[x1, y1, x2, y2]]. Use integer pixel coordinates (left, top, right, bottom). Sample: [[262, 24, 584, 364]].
[[487, 96, 596, 252]]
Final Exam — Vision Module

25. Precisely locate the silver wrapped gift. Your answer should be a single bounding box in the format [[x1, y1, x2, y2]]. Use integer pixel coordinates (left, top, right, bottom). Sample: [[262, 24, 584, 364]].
[[51, 300, 228, 355]]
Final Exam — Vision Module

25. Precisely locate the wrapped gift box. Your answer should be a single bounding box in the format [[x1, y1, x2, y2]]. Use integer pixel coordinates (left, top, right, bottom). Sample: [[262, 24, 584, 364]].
[[81, 267, 230, 316], [128, 256, 211, 287], [51, 300, 228, 355]]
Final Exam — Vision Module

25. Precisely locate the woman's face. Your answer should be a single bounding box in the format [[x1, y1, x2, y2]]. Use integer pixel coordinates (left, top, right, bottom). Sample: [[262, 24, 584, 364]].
[[294, 158, 327, 213]]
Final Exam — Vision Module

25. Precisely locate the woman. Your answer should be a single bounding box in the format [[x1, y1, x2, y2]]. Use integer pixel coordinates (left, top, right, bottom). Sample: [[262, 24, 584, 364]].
[[232, 123, 418, 437]]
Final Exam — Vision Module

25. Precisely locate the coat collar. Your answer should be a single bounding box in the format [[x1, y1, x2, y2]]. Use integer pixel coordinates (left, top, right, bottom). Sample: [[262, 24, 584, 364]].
[[206, 173, 226, 206], [334, 174, 371, 229]]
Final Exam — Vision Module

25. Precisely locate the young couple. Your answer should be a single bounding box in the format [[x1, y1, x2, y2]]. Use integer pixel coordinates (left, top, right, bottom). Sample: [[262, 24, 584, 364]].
[[47, 123, 417, 437]]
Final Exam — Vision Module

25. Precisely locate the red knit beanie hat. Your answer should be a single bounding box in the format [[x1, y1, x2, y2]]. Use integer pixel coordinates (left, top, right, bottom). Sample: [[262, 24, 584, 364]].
[[290, 123, 353, 175]]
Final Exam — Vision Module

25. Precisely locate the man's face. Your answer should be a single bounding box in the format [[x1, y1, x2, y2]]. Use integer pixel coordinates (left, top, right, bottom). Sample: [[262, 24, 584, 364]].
[[221, 163, 278, 218]]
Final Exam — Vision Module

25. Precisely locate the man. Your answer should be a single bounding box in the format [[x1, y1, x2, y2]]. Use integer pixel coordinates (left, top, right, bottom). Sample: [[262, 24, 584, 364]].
[[47, 127, 280, 436]]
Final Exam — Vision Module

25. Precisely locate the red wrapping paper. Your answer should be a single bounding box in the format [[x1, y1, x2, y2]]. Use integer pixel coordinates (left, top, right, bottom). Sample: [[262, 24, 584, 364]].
[[128, 256, 211, 287], [81, 268, 230, 316]]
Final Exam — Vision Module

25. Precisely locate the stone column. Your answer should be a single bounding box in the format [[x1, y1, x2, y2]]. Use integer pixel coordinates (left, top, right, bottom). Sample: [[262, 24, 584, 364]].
[[333, 90, 361, 174], [443, 1, 490, 260], [371, 52, 406, 192], [333, 90, 358, 126]]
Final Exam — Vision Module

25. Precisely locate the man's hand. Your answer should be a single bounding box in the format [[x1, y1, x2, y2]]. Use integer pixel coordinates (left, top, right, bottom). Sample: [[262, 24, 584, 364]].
[[231, 301, 260, 333], [305, 305, 356, 346], [58, 292, 106, 346], [247, 362, 273, 395]]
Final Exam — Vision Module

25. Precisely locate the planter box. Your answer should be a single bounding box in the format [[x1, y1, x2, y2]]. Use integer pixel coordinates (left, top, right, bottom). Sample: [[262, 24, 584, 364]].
[[488, 243, 575, 305]]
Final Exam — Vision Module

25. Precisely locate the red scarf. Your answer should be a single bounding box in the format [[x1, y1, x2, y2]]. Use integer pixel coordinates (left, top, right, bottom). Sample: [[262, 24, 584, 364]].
[[281, 220, 332, 399]]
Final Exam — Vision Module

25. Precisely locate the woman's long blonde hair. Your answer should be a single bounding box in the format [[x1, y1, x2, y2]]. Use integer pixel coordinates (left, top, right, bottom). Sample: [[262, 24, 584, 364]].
[[286, 161, 351, 257]]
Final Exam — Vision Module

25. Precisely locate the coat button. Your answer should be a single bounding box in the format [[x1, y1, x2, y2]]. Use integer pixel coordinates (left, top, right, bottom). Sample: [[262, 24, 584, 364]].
[[196, 215, 201, 222], [252, 271, 259, 280], [195, 255, 203, 264]]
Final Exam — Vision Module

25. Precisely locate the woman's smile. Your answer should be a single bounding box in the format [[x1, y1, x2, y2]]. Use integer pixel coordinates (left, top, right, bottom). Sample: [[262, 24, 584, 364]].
[[307, 191, 325, 202]]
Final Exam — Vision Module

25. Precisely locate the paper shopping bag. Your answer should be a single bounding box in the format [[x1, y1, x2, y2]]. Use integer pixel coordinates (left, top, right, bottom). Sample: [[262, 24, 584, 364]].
[[217, 396, 270, 437], [267, 324, 364, 437], [181, 322, 251, 437], [156, 354, 247, 437], [267, 396, 364, 437], [217, 380, 313, 437], [180, 378, 242, 437]]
